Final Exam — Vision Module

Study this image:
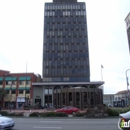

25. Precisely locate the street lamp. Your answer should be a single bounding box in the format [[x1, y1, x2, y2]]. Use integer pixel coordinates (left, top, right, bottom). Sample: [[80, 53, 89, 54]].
[[126, 69, 130, 106]]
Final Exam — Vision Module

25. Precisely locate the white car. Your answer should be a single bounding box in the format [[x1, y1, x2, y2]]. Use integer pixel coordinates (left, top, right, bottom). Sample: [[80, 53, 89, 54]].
[[0, 114, 15, 129], [118, 111, 130, 130]]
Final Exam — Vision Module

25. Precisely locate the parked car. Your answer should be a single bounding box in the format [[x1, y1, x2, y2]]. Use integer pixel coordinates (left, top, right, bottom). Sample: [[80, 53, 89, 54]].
[[118, 111, 130, 130], [0, 114, 15, 129], [55, 106, 79, 114]]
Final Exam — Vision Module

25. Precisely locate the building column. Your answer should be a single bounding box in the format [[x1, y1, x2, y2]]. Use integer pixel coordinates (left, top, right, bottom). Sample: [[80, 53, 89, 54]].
[[42, 86, 45, 106], [60, 86, 62, 108], [56, 88, 58, 108], [65, 88, 67, 106], [66, 87, 69, 106], [93, 88, 96, 107], [80, 87, 82, 110], [73, 87, 76, 107], [52, 87, 54, 107], [74, 87, 76, 107], [87, 86, 90, 109], [72, 87, 74, 107], [53, 87, 55, 107], [82, 89, 84, 110]]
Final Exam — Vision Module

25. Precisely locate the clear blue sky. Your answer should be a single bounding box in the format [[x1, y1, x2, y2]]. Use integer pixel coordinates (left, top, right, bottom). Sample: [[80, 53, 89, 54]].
[[0, 0, 130, 94]]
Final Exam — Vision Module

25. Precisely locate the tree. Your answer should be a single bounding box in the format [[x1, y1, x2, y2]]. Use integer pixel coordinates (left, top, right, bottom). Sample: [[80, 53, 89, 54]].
[[0, 89, 7, 103]]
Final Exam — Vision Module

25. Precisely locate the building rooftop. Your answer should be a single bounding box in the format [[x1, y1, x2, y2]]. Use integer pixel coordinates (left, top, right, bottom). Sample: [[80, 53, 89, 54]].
[[32, 81, 104, 87], [115, 90, 128, 95], [125, 12, 130, 21], [53, 0, 77, 3]]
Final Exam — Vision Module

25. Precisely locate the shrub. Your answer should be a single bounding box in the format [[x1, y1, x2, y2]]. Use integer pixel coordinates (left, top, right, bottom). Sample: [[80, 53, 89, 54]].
[[0, 111, 9, 116], [14, 112, 24, 117], [29, 112, 39, 117], [9, 113, 16, 116], [74, 112, 85, 117], [56, 112, 68, 117], [106, 108, 119, 116], [41, 112, 56, 117]]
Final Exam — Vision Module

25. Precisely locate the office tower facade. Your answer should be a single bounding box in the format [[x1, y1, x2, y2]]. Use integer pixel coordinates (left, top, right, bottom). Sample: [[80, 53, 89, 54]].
[[43, 0, 90, 82], [125, 12, 130, 53], [32, 0, 104, 109]]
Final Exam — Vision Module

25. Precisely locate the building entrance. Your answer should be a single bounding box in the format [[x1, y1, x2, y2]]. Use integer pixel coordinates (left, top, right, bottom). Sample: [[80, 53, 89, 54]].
[[45, 95, 52, 107]]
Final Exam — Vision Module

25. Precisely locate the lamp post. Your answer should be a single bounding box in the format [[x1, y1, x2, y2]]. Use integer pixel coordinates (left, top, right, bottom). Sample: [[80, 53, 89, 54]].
[[126, 69, 130, 106]]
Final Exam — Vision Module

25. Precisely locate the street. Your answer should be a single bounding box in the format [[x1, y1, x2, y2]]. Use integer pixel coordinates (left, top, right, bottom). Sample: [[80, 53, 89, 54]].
[[12, 117, 120, 130]]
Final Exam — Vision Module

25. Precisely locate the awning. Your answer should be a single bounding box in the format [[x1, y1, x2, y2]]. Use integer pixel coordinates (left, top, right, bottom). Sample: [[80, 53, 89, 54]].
[[19, 77, 31, 81], [18, 87, 30, 90], [0, 77, 3, 81], [5, 77, 17, 81], [4, 87, 11, 90]]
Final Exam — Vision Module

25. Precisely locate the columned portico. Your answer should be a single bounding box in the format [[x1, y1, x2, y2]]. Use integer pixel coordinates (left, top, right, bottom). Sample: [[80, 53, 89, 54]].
[[32, 81, 104, 110]]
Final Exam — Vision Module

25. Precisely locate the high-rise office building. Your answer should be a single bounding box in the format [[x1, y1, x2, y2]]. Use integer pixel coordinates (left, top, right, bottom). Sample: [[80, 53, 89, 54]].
[[43, 0, 90, 82], [33, 0, 104, 109], [125, 12, 130, 53]]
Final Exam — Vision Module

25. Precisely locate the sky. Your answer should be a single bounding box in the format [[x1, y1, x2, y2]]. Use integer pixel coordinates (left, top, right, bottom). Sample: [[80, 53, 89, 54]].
[[0, 0, 130, 94]]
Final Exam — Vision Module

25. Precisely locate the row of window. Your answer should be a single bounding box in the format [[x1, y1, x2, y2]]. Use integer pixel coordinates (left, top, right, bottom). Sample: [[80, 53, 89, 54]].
[[43, 59, 89, 66], [43, 67, 89, 77], [45, 4, 85, 10], [0, 81, 30, 85], [44, 45, 88, 51], [44, 52, 88, 59], [5, 90, 30, 94], [44, 44, 88, 51], [44, 37, 88, 44], [45, 17, 86, 23], [44, 24, 86, 30], [44, 30, 87, 37], [45, 11, 86, 17], [42, 76, 89, 82]]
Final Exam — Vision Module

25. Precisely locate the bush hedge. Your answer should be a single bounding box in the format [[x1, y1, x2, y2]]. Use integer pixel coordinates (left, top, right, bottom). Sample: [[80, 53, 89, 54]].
[[56, 112, 68, 117], [106, 107, 130, 116], [29, 112, 68, 117], [9, 112, 24, 117], [29, 112, 40, 117], [74, 112, 85, 117], [41, 112, 56, 117], [0, 111, 9, 116]]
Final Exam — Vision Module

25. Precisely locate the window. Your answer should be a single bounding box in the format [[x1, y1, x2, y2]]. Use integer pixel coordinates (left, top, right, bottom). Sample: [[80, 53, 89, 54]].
[[12, 81, 16, 85], [0, 81, 2, 85], [19, 81, 24, 85], [6, 81, 11, 85], [26, 81, 30, 85], [6, 90, 9, 94], [19, 90, 23, 94], [12, 90, 16, 94], [26, 90, 30, 94]]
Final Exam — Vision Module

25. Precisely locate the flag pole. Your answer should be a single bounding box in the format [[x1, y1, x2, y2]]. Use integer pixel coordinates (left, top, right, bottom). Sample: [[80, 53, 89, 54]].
[[101, 65, 104, 94], [101, 65, 103, 81]]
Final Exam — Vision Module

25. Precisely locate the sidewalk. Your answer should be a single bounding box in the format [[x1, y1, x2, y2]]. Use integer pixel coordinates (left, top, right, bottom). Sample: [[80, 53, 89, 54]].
[[2, 109, 86, 113], [3, 109, 49, 113]]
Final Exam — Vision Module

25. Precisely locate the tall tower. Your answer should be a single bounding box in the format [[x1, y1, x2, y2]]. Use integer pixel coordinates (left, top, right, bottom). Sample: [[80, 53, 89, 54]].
[[125, 12, 130, 53], [42, 0, 90, 82]]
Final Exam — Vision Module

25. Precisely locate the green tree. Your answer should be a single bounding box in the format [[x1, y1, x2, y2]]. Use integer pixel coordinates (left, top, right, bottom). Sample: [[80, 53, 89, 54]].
[[0, 89, 7, 102]]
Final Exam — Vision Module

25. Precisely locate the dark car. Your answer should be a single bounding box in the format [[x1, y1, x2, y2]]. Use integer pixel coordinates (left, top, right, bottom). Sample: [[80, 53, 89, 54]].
[[118, 111, 130, 130], [55, 106, 79, 114]]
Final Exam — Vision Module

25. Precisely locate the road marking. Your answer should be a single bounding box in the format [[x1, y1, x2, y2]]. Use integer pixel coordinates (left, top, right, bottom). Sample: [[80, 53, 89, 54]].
[[40, 121, 62, 123], [33, 126, 62, 129]]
